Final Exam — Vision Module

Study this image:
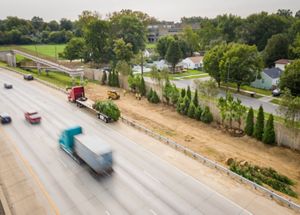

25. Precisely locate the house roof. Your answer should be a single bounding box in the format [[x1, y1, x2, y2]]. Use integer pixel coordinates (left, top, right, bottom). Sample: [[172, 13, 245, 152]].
[[263, 67, 282, 79], [187, 56, 203, 64], [275, 59, 290, 65]]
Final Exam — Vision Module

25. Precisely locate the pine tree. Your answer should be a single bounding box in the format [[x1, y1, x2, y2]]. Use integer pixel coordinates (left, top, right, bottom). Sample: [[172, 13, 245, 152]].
[[194, 106, 202, 120], [140, 77, 146, 96], [181, 88, 186, 98], [115, 72, 120, 87], [254, 105, 264, 141], [201, 106, 213, 123], [151, 90, 160, 104], [187, 86, 192, 100], [147, 89, 153, 102], [193, 89, 198, 106], [187, 103, 196, 118], [245, 107, 254, 136], [108, 71, 112, 86], [101, 70, 107, 85], [263, 114, 276, 145], [182, 96, 191, 115], [176, 96, 183, 113]]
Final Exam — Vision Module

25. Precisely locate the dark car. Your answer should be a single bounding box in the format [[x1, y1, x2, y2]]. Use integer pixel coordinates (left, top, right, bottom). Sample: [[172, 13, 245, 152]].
[[0, 113, 12, 124], [24, 74, 34, 80], [272, 89, 281, 97], [4, 83, 13, 89]]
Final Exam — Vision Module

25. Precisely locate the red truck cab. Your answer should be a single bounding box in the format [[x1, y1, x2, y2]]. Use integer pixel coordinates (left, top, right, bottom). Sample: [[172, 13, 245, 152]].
[[68, 86, 85, 102], [25, 111, 41, 124]]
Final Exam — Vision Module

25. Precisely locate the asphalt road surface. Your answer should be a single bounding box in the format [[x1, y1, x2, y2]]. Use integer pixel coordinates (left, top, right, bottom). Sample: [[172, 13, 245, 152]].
[[0, 69, 250, 215]]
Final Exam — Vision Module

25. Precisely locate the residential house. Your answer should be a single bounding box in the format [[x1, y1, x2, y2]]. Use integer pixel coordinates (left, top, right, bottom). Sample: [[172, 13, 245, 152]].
[[251, 67, 283, 90], [275, 59, 290, 71], [181, 56, 204, 70]]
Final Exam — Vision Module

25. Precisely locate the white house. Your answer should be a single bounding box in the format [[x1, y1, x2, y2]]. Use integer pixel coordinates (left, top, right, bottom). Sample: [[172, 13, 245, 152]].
[[251, 67, 283, 90], [181, 56, 204, 69], [275, 59, 290, 71]]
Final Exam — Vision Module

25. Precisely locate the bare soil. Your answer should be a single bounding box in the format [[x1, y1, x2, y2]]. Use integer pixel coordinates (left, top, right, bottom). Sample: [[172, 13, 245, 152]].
[[85, 83, 300, 203]]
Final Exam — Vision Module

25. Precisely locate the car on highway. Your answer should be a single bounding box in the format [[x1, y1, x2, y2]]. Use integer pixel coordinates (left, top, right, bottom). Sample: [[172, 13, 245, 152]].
[[24, 74, 34, 80], [0, 113, 12, 124], [4, 83, 13, 89], [272, 88, 281, 97], [24, 111, 41, 124]]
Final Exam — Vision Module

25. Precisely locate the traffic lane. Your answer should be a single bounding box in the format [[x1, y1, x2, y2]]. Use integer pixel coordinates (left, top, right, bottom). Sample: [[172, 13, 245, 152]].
[[0, 70, 249, 214]]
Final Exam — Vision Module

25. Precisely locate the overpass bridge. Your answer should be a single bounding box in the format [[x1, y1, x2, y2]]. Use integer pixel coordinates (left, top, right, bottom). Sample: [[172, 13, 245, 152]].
[[0, 49, 84, 78]]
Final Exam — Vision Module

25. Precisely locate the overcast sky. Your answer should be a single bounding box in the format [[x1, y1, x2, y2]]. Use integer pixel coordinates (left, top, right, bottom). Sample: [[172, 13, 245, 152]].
[[1, 0, 300, 21]]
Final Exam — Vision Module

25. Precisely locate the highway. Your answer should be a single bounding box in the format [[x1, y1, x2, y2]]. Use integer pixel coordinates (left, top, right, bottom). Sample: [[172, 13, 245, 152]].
[[0, 68, 250, 215]]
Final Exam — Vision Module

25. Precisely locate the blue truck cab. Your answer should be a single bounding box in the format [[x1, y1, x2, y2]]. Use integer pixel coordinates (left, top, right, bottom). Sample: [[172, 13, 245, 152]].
[[59, 126, 82, 154]]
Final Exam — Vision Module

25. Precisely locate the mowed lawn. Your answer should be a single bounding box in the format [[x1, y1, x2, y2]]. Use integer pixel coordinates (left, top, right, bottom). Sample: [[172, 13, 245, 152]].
[[0, 44, 66, 59]]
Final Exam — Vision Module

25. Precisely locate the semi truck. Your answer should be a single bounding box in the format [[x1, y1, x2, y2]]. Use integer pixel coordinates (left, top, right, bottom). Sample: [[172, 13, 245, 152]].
[[59, 126, 113, 174], [68, 86, 113, 123]]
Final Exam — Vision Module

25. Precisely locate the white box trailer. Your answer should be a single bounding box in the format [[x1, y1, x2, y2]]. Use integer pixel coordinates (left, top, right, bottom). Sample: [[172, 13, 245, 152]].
[[74, 134, 113, 174]]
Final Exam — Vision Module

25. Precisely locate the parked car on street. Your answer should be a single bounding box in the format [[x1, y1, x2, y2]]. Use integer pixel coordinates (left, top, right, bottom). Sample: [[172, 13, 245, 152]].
[[24, 111, 41, 124], [0, 113, 12, 124], [4, 83, 13, 89], [272, 88, 281, 97], [24, 74, 34, 80]]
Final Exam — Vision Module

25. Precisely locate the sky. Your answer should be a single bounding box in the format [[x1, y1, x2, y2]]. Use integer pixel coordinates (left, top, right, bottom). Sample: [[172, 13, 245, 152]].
[[1, 0, 300, 21]]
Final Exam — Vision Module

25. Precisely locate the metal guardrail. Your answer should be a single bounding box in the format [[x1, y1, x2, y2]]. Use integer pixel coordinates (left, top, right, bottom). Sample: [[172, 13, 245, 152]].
[[120, 116, 300, 212], [2, 66, 300, 212]]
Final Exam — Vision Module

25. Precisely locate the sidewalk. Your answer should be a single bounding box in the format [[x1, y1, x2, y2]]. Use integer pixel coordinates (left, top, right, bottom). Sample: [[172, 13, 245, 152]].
[[0, 127, 53, 214]]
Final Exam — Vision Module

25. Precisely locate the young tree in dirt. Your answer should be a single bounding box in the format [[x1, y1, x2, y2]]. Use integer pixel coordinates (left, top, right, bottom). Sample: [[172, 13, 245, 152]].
[[101, 70, 107, 85], [170, 84, 180, 105], [245, 107, 254, 136], [181, 96, 191, 115], [254, 105, 265, 141], [193, 89, 199, 106], [187, 102, 196, 118], [263, 114, 276, 145], [201, 106, 213, 123], [166, 40, 183, 72], [163, 79, 173, 104], [139, 77, 146, 96], [194, 79, 219, 106], [108, 71, 112, 86], [233, 98, 247, 131], [203, 43, 228, 87], [186, 86, 192, 100], [147, 89, 154, 102], [220, 43, 263, 92], [181, 88, 186, 98]]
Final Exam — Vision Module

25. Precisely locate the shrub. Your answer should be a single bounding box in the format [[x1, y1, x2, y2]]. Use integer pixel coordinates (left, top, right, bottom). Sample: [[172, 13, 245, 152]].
[[128, 74, 141, 92], [181, 96, 191, 115], [187, 103, 196, 118], [93, 100, 120, 121], [176, 96, 183, 113], [201, 106, 213, 123], [151, 90, 160, 104], [170, 84, 180, 105], [147, 88, 154, 102], [194, 106, 202, 120], [245, 107, 254, 136], [254, 105, 264, 141], [263, 114, 276, 145]]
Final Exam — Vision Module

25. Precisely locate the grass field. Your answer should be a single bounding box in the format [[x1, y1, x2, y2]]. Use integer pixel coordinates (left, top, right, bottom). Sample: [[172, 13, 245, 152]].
[[146, 43, 156, 49], [224, 82, 272, 96], [0, 44, 66, 60]]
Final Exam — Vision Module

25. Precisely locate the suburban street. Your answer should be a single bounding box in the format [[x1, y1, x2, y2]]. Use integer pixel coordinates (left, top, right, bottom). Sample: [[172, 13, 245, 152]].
[[0, 68, 251, 215], [144, 77, 279, 115]]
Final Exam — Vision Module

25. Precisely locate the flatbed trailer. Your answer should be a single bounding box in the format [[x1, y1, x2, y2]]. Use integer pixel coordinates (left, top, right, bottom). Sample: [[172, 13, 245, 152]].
[[75, 98, 112, 123]]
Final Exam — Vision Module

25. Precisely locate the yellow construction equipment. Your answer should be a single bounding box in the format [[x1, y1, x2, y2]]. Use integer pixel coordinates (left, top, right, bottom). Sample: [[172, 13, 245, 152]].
[[107, 90, 120, 100]]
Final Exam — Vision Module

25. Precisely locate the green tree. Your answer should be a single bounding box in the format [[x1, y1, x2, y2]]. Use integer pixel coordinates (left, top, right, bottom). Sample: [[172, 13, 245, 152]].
[[113, 38, 134, 62], [194, 106, 202, 120], [289, 34, 300, 59], [263, 34, 289, 67], [186, 86, 192, 100], [193, 89, 199, 106], [140, 77, 146, 96], [187, 103, 196, 118], [115, 60, 131, 76], [233, 98, 247, 131], [182, 26, 200, 56], [203, 43, 228, 87], [62, 37, 85, 62], [245, 108, 254, 136], [181, 88, 186, 98], [166, 40, 183, 72], [170, 84, 180, 105], [156, 36, 174, 58], [60, 18, 73, 31], [220, 43, 263, 92], [181, 96, 191, 115], [254, 105, 265, 141], [93, 100, 121, 121], [201, 106, 213, 123], [263, 114, 276, 145], [280, 59, 300, 96], [84, 19, 110, 65]]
